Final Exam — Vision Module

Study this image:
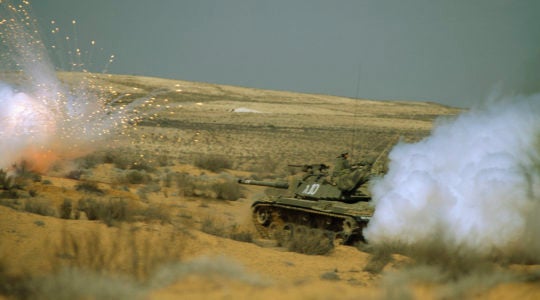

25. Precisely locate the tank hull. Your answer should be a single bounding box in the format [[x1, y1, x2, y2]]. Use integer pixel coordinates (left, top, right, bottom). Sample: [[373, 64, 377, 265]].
[[251, 196, 373, 245]]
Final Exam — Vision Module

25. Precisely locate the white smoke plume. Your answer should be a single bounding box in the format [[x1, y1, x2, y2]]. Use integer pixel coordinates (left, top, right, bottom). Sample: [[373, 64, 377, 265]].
[[364, 95, 540, 262]]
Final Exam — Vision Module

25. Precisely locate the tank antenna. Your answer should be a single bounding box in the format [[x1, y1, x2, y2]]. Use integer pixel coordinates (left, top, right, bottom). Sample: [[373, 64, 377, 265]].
[[350, 62, 361, 159]]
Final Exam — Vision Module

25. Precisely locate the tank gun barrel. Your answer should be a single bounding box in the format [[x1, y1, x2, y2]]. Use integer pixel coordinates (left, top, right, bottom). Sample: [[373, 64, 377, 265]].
[[238, 179, 289, 189]]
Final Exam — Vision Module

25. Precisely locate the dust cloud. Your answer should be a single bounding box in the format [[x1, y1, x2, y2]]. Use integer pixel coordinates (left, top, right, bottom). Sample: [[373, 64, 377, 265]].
[[365, 95, 540, 263]]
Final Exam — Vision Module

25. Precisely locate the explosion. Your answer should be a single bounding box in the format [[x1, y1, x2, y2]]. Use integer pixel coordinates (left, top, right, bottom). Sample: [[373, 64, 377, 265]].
[[0, 85, 56, 169], [0, 0, 134, 172], [0, 87, 56, 137], [365, 95, 540, 262]]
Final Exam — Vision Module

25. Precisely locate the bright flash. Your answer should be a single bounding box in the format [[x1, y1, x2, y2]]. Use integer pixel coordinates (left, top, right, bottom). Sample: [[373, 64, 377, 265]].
[[1, 92, 56, 139]]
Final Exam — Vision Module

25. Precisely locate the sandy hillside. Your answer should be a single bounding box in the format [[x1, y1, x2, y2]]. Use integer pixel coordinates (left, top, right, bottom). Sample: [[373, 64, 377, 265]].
[[0, 72, 539, 299]]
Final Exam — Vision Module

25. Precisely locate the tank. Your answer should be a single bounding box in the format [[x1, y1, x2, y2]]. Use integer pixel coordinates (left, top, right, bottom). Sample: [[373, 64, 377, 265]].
[[239, 161, 379, 246]]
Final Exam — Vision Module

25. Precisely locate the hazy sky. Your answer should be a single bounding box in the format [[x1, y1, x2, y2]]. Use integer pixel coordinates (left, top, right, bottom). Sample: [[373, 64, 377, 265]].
[[29, 0, 540, 108]]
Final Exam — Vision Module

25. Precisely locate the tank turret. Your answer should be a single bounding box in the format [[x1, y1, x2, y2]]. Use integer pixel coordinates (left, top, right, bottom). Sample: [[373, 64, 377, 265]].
[[241, 163, 372, 202]]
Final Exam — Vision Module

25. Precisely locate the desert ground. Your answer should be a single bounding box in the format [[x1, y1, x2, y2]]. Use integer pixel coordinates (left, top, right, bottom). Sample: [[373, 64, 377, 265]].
[[0, 72, 539, 299]]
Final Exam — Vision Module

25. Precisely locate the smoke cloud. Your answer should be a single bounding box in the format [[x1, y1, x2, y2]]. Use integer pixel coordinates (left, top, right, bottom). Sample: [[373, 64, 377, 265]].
[[364, 95, 540, 262]]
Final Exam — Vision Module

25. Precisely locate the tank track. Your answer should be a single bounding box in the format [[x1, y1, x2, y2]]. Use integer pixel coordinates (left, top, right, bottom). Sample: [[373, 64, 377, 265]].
[[252, 202, 368, 245]]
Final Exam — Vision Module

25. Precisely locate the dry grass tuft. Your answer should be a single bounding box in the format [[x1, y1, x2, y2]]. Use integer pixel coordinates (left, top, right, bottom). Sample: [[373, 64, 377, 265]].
[[12, 160, 42, 183], [0, 169, 15, 191], [23, 198, 56, 217], [194, 154, 233, 172], [123, 170, 152, 184], [138, 203, 172, 224], [77, 198, 132, 226], [175, 172, 241, 201], [0, 224, 187, 299], [0, 258, 30, 299], [211, 177, 241, 201], [200, 216, 254, 243], [53, 225, 185, 281], [75, 181, 105, 195], [285, 226, 334, 255], [200, 216, 227, 237], [59, 199, 73, 219], [76, 149, 160, 172]]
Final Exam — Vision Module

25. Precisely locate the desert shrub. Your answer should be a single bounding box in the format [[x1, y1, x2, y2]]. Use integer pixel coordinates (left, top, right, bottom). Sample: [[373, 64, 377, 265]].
[[75, 181, 104, 195], [249, 154, 278, 174], [362, 245, 393, 275], [175, 173, 196, 196], [156, 155, 170, 167], [136, 189, 148, 202], [101, 198, 130, 226], [111, 154, 135, 170], [76, 151, 106, 169], [77, 198, 131, 225], [28, 189, 37, 197], [78, 198, 99, 220], [0, 198, 20, 210], [0, 169, 25, 199], [76, 149, 158, 172], [136, 182, 161, 201], [200, 217, 227, 237], [0, 223, 189, 299], [102, 149, 130, 168], [200, 218, 253, 242], [174, 172, 241, 200], [59, 199, 73, 219], [194, 154, 232, 172], [0, 169, 14, 191], [229, 225, 254, 243], [52, 225, 186, 282], [24, 199, 56, 217], [162, 171, 176, 188], [0, 170, 20, 199], [0, 189, 18, 200], [212, 179, 241, 201], [149, 256, 268, 289], [12, 160, 41, 182], [28, 268, 143, 300], [124, 170, 151, 184], [129, 160, 157, 172], [66, 170, 83, 180], [0, 260, 31, 299], [286, 226, 334, 255], [175, 173, 242, 200]]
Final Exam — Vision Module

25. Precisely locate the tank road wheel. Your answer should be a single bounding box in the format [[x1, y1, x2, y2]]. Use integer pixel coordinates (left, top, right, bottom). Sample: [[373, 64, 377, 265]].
[[293, 225, 308, 237], [268, 222, 290, 237], [313, 229, 335, 251], [331, 219, 354, 245], [316, 217, 333, 230], [268, 222, 280, 239], [254, 207, 271, 226], [332, 232, 349, 246], [281, 223, 294, 243], [342, 218, 354, 236]]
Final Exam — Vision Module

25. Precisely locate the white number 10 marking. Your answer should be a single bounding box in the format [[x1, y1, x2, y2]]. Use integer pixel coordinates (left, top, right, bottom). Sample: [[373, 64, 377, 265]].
[[302, 183, 320, 195]]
